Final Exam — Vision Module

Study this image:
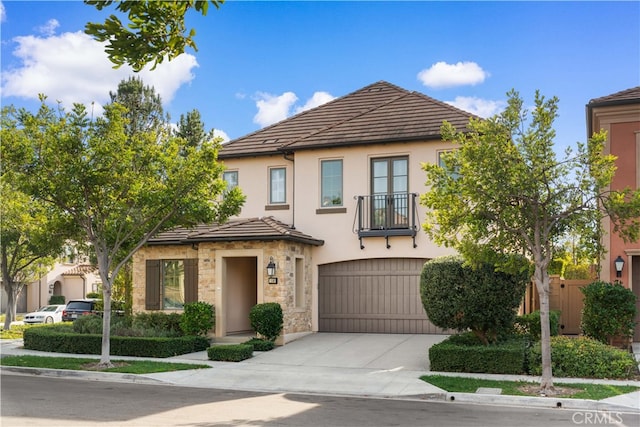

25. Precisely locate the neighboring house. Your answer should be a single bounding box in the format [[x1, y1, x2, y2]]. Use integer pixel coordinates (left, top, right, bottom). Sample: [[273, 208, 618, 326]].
[[4, 245, 100, 313], [587, 87, 640, 341], [132, 81, 476, 342]]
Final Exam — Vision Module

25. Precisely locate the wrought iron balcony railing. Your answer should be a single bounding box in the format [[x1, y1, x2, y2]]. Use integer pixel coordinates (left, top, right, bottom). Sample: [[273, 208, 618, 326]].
[[354, 192, 419, 249]]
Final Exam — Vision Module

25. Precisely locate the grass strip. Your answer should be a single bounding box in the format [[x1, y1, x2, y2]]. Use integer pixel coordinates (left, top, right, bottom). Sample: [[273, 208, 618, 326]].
[[421, 375, 639, 400], [0, 355, 210, 374]]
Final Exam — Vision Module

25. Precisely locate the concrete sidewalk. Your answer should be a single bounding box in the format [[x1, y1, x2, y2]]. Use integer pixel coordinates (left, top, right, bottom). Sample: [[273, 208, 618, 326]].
[[2, 333, 639, 412]]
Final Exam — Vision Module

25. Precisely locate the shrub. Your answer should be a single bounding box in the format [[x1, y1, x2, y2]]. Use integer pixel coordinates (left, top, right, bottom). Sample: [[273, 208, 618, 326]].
[[207, 344, 253, 362], [529, 336, 638, 379], [243, 337, 275, 351], [514, 310, 560, 341], [249, 302, 283, 342], [420, 256, 530, 344], [581, 280, 637, 346], [72, 314, 103, 334], [180, 302, 215, 336], [132, 312, 183, 336], [23, 325, 208, 357], [429, 333, 526, 374], [86, 292, 101, 299], [49, 295, 65, 305]]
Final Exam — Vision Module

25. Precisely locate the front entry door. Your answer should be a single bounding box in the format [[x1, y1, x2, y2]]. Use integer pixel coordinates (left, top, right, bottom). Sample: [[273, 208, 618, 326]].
[[225, 257, 257, 334]]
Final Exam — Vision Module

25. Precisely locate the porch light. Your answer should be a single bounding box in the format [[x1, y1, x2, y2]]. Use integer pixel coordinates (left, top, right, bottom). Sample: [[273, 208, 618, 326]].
[[267, 257, 276, 277], [614, 255, 625, 278]]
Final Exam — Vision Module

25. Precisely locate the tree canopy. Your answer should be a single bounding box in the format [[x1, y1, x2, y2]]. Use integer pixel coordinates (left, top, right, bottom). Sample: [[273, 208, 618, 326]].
[[85, 0, 225, 71], [421, 89, 640, 394], [3, 89, 244, 365]]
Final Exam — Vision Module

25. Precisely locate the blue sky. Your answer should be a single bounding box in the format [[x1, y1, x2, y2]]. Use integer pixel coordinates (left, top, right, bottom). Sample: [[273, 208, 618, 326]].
[[2, 1, 639, 150]]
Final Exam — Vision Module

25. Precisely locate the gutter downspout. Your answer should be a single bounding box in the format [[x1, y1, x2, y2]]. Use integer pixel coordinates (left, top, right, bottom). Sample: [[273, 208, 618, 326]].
[[283, 151, 295, 229]]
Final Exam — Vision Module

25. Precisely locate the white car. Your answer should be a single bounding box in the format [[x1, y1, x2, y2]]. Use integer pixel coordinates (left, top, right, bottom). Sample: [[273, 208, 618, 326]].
[[23, 304, 66, 324]]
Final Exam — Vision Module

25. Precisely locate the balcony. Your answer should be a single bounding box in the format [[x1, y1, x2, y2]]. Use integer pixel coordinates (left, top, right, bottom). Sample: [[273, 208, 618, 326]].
[[354, 192, 419, 249]]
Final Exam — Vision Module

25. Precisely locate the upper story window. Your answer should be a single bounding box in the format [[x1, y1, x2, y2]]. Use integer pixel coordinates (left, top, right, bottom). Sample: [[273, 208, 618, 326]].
[[269, 167, 286, 204], [223, 170, 238, 190], [321, 159, 343, 207]]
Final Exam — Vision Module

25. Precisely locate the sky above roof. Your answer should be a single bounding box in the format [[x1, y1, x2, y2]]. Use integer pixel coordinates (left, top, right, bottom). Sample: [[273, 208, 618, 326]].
[[1, 1, 638, 151]]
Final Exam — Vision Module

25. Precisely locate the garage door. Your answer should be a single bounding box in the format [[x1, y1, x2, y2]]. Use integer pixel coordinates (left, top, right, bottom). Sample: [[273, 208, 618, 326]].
[[318, 258, 445, 334]]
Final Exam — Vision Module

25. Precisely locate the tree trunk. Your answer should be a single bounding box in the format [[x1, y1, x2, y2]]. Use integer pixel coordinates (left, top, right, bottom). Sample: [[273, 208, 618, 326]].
[[2, 282, 20, 330], [534, 265, 555, 395], [100, 282, 113, 367]]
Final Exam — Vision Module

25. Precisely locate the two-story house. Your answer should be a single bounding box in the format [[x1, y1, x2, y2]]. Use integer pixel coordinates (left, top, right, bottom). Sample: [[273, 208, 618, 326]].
[[587, 86, 640, 341], [132, 81, 475, 342]]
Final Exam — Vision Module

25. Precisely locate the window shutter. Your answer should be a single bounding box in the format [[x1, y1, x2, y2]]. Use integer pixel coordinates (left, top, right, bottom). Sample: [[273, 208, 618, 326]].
[[145, 260, 161, 310], [184, 258, 198, 303]]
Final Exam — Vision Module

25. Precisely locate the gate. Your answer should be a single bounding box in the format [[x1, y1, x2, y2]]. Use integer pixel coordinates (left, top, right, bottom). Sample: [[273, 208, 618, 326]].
[[523, 276, 590, 335]]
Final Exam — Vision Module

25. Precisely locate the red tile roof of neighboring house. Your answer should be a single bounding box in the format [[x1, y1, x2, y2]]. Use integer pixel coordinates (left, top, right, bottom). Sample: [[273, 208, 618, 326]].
[[147, 217, 324, 246], [218, 81, 477, 159], [61, 264, 97, 276], [588, 87, 640, 106]]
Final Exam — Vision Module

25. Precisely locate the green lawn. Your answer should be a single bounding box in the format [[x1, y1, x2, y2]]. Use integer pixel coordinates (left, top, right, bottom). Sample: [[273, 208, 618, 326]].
[[0, 355, 210, 374], [421, 375, 639, 400]]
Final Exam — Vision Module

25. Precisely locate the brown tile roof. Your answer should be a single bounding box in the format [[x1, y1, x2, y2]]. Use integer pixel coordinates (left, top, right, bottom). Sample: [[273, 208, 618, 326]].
[[588, 87, 640, 106], [219, 81, 477, 159], [147, 217, 324, 246], [62, 264, 97, 276]]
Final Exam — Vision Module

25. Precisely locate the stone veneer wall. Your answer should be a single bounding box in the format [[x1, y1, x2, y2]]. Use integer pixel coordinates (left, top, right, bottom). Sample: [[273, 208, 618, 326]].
[[132, 240, 314, 338]]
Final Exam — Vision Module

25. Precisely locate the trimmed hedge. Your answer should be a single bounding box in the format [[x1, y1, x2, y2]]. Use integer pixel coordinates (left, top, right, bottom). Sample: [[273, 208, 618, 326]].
[[429, 333, 527, 374], [23, 325, 209, 358], [207, 344, 254, 362], [529, 336, 638, 379], [243, 337, 275, 352]]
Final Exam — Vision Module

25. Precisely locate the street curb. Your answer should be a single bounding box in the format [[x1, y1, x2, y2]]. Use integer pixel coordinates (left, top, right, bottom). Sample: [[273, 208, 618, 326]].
[[443, 392, 640, 413], [0, 366, 168, 386], [3, 366, 638, 413]]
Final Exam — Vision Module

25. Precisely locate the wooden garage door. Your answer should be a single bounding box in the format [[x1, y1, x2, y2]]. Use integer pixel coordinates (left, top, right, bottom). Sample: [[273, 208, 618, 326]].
[[318, 258, 445, 334]]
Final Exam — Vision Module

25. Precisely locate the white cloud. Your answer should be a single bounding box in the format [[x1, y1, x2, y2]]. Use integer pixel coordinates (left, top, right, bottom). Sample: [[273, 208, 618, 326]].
[[446, 96, 506, 118], [253, 91, 298, 127], [418, 61, 489, 89], [1, 30, 197, 113], [213, 129, 230, 143], [37, 19, 59, 37], [0, 2, 6, 23], [294, 91, 336, 114], [253, 91, 335, 128]]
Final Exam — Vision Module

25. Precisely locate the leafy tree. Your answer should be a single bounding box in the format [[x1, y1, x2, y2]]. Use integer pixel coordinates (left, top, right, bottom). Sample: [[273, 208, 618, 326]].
[[0, 109, 71, 329], [421, 90, 640, 394], [176, 109, 215, 152], [3, 95, 244, 366], [0, 181, 64, 329], [109, 76, 168, 136], [85, 0, 225, 71]]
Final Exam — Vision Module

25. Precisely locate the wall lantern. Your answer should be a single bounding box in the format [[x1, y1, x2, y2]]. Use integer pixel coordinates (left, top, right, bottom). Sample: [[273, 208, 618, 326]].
[[614, 255, 625, 278], [267, 257, 278, 284]]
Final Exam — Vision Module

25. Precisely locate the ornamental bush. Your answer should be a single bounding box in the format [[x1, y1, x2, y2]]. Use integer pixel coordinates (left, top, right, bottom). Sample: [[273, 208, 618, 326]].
[[180, 302, 215, 336], [249, 302, 283, 342], [580, 280, 637, 346], [528, 336, 638, 379], [420, 256, 530, 344]]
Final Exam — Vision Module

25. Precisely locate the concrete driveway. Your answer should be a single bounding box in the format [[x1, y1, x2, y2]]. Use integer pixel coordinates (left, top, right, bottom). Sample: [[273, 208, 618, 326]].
[[246, 333, 449, 371]]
